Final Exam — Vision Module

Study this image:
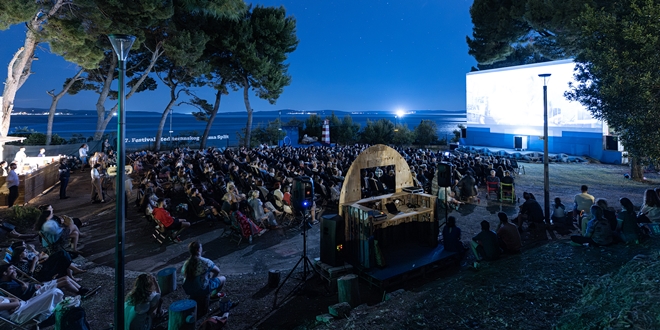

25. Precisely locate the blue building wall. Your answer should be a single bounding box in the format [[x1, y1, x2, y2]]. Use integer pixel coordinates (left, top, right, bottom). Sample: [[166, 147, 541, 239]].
[[464, 127, 624, 164]]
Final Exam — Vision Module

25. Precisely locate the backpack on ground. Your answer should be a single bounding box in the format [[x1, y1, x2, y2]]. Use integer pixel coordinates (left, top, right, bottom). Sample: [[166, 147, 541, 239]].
[[56, 306, 90, 330]]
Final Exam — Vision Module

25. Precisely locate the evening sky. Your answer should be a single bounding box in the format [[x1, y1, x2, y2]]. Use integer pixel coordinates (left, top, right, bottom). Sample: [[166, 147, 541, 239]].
[[0, 0, 476, 114]]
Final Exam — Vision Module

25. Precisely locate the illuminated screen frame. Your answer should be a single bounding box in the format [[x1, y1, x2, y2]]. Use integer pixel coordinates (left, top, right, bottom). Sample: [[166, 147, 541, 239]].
[[466, 59, 604, 137]]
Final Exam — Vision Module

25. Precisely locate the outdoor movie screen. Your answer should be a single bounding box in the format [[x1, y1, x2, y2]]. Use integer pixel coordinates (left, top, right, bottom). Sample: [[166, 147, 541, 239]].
[[465, 59, 602, 136]]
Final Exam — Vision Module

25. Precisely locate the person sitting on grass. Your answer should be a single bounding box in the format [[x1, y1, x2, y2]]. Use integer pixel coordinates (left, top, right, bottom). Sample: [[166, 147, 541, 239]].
[[574, 184, 595, 228], [570, 205, 613, 247], [516, 192, 545, 232], [125, 273, 165, 330], [441, 216, 465, 257], [182, 241, 226, 299], [616, 197, 642, 244], [152, 199, 190, 242], [496, 212, 521, 254], [469, 220, 501, 262], [639, 189, 660, 223], [596, 198, 618, 231]]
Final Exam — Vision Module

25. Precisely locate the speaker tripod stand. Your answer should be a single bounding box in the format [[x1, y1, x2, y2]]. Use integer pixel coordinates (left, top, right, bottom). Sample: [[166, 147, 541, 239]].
[[273, 210, 319, 309]]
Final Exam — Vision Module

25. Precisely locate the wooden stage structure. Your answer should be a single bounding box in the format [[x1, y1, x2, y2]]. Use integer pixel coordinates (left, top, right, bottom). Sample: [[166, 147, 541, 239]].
[[331, 144, 459, 289]]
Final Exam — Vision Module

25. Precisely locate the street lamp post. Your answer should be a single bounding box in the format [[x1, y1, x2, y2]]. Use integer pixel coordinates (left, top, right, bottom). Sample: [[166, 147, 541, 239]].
[[108, 33, 136, 330], [539, 73, 551, 229]]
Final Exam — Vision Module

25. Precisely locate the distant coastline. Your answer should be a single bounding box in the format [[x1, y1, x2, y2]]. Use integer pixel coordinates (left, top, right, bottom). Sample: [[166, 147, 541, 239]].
[[12, 107, 466, 116], [8, 107, 466, 148]]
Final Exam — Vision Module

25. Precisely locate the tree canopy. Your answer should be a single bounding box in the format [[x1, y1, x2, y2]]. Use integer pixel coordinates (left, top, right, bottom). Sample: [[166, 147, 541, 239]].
[[466, 0, 615, 70], [566, 0, 660, 163]]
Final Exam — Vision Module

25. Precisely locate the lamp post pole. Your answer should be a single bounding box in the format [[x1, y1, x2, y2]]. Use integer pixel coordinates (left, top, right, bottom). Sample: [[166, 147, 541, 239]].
[[108, 34, 136, 330], [539, 73, 551, 228]]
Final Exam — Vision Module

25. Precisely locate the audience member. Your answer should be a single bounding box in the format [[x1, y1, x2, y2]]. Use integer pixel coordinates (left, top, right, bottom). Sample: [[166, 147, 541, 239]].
[[596, 199, 618, 231], [517, 192, 545, 230], [469, 220, 501, 261], [442, 216, 465, 255], [639, 189, 660, 223], [496, 212, 521, 254], [574, 184, 595, 223], [248, 190, 279, 229], [152, 199, 190, 241], [182, 241, 226, 298], [125, 273, 165, 330], [570, 205, 613, 246], [616, 197, 641, 244]]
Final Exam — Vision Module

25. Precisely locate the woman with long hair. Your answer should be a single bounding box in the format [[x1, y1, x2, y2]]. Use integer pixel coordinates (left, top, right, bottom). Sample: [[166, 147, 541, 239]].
[[639, 189, 660, 222], [181, 241, 226, 298], [616, 197, 641, 244], [35, 204, 82, 253], [571, 205, 614, 246], [125, 273, 164, 330]]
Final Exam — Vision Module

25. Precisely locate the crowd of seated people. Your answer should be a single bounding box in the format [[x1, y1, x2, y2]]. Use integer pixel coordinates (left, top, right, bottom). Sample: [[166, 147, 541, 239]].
[[124, 145, 660, 253], [0, 205, 97, 327]]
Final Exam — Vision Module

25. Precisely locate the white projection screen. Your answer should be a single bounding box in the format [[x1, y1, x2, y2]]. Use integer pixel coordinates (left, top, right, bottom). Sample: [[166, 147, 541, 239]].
[[466, 59, 602, 136]]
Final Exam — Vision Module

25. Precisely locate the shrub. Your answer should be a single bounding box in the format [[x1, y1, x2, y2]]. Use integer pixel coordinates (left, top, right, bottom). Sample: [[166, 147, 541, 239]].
[[8, 205, 42, 232]]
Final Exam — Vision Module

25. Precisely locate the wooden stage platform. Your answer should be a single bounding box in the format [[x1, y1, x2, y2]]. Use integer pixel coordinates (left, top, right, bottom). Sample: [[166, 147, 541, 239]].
[[358, 243, 459, 289]]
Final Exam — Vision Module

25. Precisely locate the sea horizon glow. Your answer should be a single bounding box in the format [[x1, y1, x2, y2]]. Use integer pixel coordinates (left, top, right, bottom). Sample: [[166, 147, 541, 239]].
[[0, 0, 477, 114]]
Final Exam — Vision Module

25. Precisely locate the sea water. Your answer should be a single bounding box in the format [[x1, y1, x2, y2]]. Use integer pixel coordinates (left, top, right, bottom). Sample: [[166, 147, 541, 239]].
[[10, 109, 465, 148]]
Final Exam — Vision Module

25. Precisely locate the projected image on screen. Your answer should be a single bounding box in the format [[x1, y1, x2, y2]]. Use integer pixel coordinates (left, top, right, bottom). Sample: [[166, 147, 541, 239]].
[[466, 59, 602, 136]]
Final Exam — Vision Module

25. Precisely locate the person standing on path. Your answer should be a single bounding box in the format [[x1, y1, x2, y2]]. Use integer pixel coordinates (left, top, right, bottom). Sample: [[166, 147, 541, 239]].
[[6, 162, 19, 207], [78, 144, 89, 172], [58, 158, 70, 199], [90, 163, 104, 203]]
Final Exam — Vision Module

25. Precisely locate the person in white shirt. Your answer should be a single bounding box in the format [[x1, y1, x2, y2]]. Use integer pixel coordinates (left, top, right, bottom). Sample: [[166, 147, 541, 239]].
[[6, 162, 19, 207], [78, 144, 89, 173], [90, 163, 104, 203], [574, 185, 595, 232], [13, 147, 26, 173], [0, 286, 64, 324]]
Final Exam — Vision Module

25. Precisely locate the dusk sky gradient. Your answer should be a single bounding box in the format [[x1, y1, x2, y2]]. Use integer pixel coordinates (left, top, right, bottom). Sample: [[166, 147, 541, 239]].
[[0, 0, 476, 114]]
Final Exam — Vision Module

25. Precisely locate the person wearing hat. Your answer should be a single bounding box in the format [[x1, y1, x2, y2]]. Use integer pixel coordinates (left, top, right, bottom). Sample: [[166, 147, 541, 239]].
[[6, 162, 19, 207]]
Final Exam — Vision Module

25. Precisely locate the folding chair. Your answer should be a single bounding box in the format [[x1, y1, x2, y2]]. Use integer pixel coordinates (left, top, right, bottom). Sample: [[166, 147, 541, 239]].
[[500, 183, 515, 203], [0, 288, 44, 330], [148, 210, 175, 246], [228, 213, 246, 246], [1, 249, 40, 285], [486, 181, 499, 199]]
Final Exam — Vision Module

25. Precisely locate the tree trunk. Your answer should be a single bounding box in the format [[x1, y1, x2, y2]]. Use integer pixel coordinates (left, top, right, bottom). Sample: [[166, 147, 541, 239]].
[[94, 43, 164, 141], [630, 155, 644, 181], [200, 90, 222, 149], [242, 79, 253, 147], [93, 55, 117, 141], [46, 68, 85, 145], [2, 35, 37, 137], [1, 0, 67, 137], [154, 90, 178, 151]]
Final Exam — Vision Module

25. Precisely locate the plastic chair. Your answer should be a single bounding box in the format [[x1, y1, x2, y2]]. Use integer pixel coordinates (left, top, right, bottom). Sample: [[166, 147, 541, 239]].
[[500, 183, 515, 203], [486, 181, 499, 199]]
